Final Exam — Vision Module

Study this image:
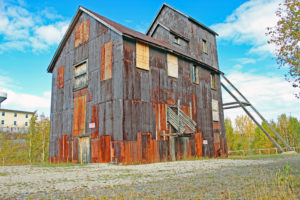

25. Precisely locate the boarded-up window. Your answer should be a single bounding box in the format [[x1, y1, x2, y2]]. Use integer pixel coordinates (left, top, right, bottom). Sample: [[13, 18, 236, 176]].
[[101, 41, 113, 80], [191, 65, 199, 84], [57, 65, 64, 89], [202, 39, 208, 54], [73, 62, 88, 91], [136, 42, 149, 70], [73, 95, 86, 136], [167, 54, 178, 78], [212, 99, 219, 121], [210, 73, 216, 89], [74, 20, 90, 47]]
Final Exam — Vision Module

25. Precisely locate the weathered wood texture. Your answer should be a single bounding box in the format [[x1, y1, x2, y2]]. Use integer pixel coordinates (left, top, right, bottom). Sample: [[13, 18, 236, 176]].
[[147, 6, 219, 69], [49, 7, 227, 163], [49, 12, 124, 160]]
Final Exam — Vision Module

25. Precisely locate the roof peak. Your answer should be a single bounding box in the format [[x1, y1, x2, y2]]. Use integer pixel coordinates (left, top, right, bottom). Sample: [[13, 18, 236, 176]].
[[146, 3, 218, 36]]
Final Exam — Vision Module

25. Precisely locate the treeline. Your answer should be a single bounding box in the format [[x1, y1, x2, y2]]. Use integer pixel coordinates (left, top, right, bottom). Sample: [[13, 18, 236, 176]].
[[0, 114, 50, 165], [226, 114, 300, 151]]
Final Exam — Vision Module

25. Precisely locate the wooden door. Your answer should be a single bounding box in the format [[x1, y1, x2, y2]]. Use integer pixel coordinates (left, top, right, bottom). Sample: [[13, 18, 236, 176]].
[[78, 137, 90, 164]]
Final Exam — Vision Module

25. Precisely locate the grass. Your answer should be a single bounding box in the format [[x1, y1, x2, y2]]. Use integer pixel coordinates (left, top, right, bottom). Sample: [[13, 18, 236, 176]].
[[0, 172, 8, 176], [32, 163, 86, 168], [228, 153, 296, 160]]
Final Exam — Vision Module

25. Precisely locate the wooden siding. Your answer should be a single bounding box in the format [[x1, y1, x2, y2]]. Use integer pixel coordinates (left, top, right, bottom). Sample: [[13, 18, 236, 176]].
[[49, 8, 227, 164], [49, 12, 124, 161], [147, 6, 219, 69]]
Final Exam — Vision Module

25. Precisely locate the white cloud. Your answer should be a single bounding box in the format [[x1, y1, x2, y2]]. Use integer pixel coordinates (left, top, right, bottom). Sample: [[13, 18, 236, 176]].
[[0, 88, 50, 116], [0, 0, 69, 53], [235, 58, 257, 65], [0, 74, 50, 116], [211, 0, 281, 55], [222, 71, 300, 122]]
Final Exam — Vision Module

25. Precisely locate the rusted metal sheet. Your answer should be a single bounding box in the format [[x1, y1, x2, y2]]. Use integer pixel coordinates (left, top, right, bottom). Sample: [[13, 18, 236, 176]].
[[91, 104, 99, 139], [194, 132, 203, 157], [99, 135, 111, 163], [57, 65, 64, 89], [91, 139, 100, 162], [49, 9, 227, 164], [111, 141, 125, 163], [74, 20, 90, 48], [73, 95, 86, 137], [101, 41, 113, 81]]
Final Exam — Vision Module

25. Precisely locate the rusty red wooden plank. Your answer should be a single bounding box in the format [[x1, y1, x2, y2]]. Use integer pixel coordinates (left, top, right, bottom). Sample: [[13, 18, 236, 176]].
[[100, 135, 111, 163], [195, 132, 202, 157], [91, 139, 100, 163], [91, 104, 99, 139], [57, 65, 64, 89]]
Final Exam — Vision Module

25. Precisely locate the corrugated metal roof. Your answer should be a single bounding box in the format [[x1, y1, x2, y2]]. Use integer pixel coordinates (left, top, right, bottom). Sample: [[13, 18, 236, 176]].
[[47, 6, 222, 74]]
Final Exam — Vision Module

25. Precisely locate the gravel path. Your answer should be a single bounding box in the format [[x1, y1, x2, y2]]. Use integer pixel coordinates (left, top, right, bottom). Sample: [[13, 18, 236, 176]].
[[0, 155, 299, 199]]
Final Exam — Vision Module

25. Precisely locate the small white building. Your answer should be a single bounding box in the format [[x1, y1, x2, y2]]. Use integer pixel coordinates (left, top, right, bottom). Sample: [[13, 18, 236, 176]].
[[0, 109, 35, 133]]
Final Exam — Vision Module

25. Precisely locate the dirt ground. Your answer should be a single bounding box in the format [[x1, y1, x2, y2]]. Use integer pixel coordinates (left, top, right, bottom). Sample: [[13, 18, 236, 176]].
[[0, 154, 299, 199]]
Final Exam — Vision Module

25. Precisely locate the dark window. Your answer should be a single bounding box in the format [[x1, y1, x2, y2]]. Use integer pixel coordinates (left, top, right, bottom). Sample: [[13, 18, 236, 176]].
[[202, 39, 208, 54], [1, 120, 4, 125], [14, 121, 17, 125], [73, 61, 88, 91], [174, 36, 181, 45], [1, 112, 4, 116], [25, 122, 28, 126], [211, 73, 216, 89], [14, 113, 17, 117], [191, 65, 200, 84], [25, 114, 28, 118]]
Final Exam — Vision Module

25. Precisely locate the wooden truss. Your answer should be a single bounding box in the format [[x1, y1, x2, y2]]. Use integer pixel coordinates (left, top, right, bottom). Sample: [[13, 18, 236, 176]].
[[221, 74, 292, 153]]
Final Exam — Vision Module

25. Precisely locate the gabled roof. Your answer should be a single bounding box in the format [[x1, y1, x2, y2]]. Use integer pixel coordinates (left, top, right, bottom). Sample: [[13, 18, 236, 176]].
[[146, 3, 218, 36], [47, 6, 221, 74]]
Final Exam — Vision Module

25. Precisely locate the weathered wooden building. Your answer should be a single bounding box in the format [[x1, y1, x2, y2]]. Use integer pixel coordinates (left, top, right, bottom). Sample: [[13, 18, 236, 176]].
[[47, 4, 227, 164]]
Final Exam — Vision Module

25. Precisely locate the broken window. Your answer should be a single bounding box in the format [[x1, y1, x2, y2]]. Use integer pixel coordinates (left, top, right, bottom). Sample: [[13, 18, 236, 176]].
[[74, 20, 90, 47], [191, 65, 200, 84], [57, 65, 64, 89], [210, 73, 216, 90], [136, 42, 149, 70], [101, 41, 113, 80], [174, 36, 181, 45], [73, 61, 88, 91], [202, 39, 208, 54], [167, 53, 178, 78], [212, 99, 219, 121]]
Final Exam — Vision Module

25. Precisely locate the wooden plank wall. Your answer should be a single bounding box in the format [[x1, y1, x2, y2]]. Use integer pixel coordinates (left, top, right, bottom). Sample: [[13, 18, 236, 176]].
[[49, 12, 124, 162], [49, 10, 227, 164], [147, 6, 219, 69], [122, 38, 226, 158]]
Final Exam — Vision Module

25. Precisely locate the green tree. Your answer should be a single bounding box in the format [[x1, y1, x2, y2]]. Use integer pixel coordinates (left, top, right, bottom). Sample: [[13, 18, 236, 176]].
[[225, 118, 236, 150], [288, 116, 300, 147], [267, 0, 300, 95]]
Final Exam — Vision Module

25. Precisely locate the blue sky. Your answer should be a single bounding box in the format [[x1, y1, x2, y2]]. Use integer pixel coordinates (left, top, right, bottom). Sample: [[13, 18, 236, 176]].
[[0, 0, 299, 121]]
